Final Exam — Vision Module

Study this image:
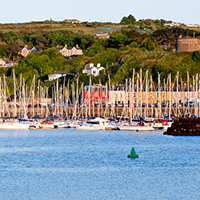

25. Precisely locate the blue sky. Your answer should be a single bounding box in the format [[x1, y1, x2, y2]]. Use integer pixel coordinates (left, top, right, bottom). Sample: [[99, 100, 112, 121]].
[[1, 0, 199, 24]]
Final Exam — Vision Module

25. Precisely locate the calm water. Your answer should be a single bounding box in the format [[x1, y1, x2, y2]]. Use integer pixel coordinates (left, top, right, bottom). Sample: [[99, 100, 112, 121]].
[[0, 129, 200, 200]]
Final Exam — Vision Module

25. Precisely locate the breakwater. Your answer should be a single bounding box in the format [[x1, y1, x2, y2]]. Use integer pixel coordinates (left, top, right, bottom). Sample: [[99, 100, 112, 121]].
[[164, 118, 200, 136]]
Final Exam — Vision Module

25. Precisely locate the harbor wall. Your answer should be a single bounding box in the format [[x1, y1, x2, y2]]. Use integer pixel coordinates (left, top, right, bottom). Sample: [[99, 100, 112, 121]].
[[164, 118, 200, 136]]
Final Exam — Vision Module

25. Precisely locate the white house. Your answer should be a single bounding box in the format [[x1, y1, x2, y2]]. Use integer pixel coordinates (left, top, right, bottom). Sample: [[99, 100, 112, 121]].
[[48, 71, 66, 81], [82, 63, 104, 76]]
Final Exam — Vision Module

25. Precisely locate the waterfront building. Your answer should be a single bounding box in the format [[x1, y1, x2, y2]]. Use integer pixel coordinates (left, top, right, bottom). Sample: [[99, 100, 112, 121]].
[[82, 84, 200, 106], [83, 85, 109, 104]]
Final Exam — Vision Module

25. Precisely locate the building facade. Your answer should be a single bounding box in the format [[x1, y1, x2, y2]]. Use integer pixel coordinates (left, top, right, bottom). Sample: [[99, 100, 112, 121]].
[[176, 36, 200, 52], [48, 71, 66, 81], [0, 58, 14, 67], [57, 44, 83, 57], [82, 63, 105, 76], [19, 45, 39, 57]]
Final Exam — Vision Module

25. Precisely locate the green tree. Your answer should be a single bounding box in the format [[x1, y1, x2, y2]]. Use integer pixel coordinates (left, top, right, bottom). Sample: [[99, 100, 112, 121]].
[[193, 50, 200, 62], [108, 32, 130, 46], [128, 14, 136, 23], [0, 45, 8, 57], [7, 42, 20, 59], [84, 43, 105, 57], [120, 16, 132, 24]]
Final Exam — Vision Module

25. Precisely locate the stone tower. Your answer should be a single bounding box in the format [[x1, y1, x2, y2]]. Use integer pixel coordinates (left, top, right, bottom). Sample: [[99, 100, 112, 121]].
[[176, 36, 200, 52]]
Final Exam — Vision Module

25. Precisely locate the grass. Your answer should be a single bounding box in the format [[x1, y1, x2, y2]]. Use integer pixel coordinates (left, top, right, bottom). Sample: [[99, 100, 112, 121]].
[[0, 22, 128, 35]]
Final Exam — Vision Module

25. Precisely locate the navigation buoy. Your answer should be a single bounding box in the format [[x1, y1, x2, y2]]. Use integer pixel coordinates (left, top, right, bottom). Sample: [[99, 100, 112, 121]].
[[127, 147, 139, 158]]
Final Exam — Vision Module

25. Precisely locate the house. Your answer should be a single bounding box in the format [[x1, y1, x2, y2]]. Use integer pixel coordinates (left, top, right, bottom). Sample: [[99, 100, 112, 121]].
[[19, 45, 39, 57], [63, 19, 81, 23], [48, 71, 66, 81], [57, 44, 83, 57], [0, 58, 14, 67], [164, 22, 182, 27], [82, 63, 105, 76], [94, 32, 110, 39]]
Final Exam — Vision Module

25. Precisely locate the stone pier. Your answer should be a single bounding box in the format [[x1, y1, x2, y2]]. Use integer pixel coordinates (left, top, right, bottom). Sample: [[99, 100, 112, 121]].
[[164, 118, 200, 136]]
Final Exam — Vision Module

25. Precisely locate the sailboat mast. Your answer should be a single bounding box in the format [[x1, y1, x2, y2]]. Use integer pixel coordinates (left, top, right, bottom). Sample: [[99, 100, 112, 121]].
[[13, 69, 17, 117]]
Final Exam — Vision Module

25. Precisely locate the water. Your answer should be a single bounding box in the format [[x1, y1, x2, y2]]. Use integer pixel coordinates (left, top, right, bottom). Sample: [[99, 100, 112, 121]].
[[0, 129, 200, 200]]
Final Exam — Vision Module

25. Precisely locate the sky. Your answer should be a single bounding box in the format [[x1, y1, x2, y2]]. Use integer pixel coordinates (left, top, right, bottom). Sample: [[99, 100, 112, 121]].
[[1, 0, 200, 24]]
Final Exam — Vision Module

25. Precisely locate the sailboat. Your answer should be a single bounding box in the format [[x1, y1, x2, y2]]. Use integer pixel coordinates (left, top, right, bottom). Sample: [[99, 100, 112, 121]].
[[118, 121, 154, 131]]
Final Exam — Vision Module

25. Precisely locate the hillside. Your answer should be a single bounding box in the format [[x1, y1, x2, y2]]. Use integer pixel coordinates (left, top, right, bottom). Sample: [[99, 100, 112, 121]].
[[0, 18, 200, 94]]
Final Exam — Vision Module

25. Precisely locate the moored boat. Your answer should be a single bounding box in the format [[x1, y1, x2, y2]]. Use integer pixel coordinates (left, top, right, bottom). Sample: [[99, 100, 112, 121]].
[[39, 120, 54, 129], [0, 123, 30, 130], [153, 119, 173, 130], [119, 122, 154, 131]]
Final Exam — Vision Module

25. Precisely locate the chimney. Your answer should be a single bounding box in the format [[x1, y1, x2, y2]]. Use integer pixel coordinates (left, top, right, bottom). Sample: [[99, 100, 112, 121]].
[[25, 44, 28, 48], [76, 44, 79, 48], [97, 63, 101, 68], [89, 63, 94, 68], [65, 44, 68, 48]]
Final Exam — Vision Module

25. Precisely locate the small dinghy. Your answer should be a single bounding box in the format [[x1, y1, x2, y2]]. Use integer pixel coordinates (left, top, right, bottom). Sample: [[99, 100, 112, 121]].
[[127, 148, 139, 159]]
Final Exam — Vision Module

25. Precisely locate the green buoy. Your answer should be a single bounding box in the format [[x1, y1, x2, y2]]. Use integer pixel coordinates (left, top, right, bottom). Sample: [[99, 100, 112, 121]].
[[128, 148, 139, 158]]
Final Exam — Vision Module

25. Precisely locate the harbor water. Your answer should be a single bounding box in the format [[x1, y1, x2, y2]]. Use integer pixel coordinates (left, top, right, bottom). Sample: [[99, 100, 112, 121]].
[[0, 129, 200, 200]]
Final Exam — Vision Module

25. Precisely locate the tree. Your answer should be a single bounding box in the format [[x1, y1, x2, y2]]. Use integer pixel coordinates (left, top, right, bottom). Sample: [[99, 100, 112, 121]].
[[84, 43, 105, 57], [7, 43, 20, 59], [0, 32, 4, 42], [128, 14, 136, 23], [0, 45, 8, 57], [108, 32, 130, 46], [193, 50, 200, 62], [120, 16, 132, 25]]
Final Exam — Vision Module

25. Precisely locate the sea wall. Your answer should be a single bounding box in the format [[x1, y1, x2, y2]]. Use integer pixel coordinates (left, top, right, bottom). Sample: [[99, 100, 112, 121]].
[[164, 118, 200, 136]]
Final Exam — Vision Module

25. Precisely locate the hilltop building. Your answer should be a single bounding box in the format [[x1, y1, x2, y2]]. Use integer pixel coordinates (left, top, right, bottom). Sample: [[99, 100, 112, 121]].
[[176, 35, 200, 52], [63, 19, 81, 23]]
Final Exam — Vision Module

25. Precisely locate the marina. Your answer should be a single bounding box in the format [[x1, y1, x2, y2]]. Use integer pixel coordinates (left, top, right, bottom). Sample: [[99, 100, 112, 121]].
[[2, 69, 200, 131]]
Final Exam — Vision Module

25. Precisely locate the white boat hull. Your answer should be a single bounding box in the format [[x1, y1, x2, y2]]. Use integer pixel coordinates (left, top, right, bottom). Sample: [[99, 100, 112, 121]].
[[76, 125, 104, 131], [119, 125, 154, 131], [0, 123, 30, 130]]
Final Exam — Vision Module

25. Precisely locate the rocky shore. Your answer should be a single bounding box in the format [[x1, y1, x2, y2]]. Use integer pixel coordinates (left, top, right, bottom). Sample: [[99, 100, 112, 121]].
[[164, 118, 200, 136]]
